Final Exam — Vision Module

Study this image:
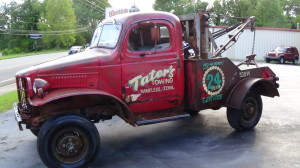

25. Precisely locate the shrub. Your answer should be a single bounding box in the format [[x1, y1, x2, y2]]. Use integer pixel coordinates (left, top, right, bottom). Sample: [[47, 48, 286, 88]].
[[1, 47, 22, 55], [2, 48, 13, 55], [12, 47, 22, 54]]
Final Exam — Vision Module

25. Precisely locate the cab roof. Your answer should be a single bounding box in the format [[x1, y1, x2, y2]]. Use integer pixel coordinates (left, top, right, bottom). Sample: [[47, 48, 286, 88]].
[[101, 11, 180, 28]]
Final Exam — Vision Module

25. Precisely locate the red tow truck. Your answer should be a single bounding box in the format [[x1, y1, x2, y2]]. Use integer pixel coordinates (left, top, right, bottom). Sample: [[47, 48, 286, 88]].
[[14, 9, 279, 168]]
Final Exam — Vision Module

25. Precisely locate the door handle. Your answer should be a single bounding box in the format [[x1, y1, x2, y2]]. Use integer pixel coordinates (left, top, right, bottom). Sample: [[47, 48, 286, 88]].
[[169, 62, 177, 65]]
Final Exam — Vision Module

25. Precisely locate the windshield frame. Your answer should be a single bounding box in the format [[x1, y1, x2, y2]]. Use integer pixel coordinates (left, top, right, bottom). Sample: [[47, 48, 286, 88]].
[[90, 23, 122, 49]]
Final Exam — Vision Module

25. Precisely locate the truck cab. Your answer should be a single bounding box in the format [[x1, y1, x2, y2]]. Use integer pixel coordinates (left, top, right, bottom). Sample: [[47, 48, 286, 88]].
[[14, 11, 279, 168]]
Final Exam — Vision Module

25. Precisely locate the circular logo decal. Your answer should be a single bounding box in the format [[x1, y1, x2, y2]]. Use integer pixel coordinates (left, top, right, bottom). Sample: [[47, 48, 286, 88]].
[[203, 66, 225, 96]]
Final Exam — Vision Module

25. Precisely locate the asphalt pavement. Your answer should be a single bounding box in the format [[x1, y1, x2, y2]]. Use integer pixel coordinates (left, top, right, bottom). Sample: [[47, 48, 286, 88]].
[[0, 84, 16, 96], [0, 62, 300, 168], [0, 52, 67, 87]]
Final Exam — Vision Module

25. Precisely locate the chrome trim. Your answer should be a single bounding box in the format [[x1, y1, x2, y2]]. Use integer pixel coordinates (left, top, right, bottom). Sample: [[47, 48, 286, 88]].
[[13, 103, 23, 131]]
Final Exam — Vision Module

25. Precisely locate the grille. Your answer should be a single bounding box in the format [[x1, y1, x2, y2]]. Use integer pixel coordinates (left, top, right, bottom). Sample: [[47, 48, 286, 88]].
[[16, 77, 29, 107], [52, 75, 87, 87], [268, 53, 276, 57]]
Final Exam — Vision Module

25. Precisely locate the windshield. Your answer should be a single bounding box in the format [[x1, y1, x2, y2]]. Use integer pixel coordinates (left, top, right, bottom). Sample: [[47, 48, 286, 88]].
[[274, 47, 286, 53], [91, 23, 122, 48]]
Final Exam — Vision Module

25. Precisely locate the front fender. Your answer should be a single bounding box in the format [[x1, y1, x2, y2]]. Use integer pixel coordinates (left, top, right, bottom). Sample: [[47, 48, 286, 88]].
[[29, 88, 135, 125], [226, 78, 279, 109]]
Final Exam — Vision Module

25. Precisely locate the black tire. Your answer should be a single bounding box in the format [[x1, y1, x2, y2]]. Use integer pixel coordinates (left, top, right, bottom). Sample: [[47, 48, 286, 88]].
[[293, 57, 299, 65], [226, 92, 262, 131], [278, 57, 285, 64], [30, 128, 40, 137], [265, 58, 270, 63], [37, 115, 100, 168]]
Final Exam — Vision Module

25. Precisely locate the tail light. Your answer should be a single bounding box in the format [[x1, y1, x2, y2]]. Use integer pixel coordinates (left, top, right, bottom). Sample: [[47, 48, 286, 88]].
[[262, 69, 270, 78]]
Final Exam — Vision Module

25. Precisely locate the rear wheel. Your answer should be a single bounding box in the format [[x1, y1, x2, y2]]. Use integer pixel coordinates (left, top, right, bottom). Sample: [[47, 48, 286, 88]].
[[37, 115, 100, 168], [265, 58, 270, 63], [278, 57, 285, 64], [293, 57, 299, 65], [227, 92, 262, 131]]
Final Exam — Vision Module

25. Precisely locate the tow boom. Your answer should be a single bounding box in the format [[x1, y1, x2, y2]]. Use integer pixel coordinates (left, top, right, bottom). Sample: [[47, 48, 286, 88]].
[[178, 10, 255, 59]]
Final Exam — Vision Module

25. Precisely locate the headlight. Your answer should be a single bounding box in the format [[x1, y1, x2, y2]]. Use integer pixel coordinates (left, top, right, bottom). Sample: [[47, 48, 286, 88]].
[[33, 78, 50, 98]]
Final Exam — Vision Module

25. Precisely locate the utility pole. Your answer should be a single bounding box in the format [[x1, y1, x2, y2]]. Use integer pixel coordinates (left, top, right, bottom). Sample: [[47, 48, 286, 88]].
[[193, 0, 198, 12]]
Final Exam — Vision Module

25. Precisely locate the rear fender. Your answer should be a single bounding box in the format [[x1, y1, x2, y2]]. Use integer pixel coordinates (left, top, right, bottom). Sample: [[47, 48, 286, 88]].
[[29, 88, 135, 125], [226, 78, 279, 109]]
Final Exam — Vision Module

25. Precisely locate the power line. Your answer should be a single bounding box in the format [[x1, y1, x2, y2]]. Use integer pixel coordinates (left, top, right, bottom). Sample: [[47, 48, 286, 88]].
[[3, 26, 91, 33], [14, 20, 79, 27], [84, 0, 105, 11], [0, 29, 89, 36], [75, 0, 104, 13], [0, 26, 92, 36], [2, 19, 87, 28], [95, 0, 110, 7]]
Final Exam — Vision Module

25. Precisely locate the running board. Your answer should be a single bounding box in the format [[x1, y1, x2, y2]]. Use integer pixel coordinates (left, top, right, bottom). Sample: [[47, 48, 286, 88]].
[[136, 110, 190, 126]]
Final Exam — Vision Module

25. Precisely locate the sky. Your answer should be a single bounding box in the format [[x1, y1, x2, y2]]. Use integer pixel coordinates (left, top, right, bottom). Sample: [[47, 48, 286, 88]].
[[1, 0, 215, 12]]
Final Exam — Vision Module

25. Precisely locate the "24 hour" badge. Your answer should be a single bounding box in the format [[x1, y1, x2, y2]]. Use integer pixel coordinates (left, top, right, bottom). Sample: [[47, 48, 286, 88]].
[[202, 66, 225, 96]]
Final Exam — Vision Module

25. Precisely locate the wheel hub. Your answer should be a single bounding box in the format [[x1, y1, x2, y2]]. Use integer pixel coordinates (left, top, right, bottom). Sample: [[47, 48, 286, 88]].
[[242, 102, 256, 123], [57, 134, 83, 157], [52, 128, 90, 164]]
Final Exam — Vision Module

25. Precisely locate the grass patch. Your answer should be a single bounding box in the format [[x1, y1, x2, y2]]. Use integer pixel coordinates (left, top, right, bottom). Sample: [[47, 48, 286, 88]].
[[0, 91, 18, 113], [0, 48, 67, 60]]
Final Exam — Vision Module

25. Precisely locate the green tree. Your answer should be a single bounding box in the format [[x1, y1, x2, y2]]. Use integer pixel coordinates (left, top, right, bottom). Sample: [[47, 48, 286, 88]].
[[211, 0, 256, 26], [153, 0, 208, 15], [211, 0, 292, 28], [292, 15, 300, 28], [39, 0, 77, 48], [255, 0, 290, 28], [0, 1, 42, 53], [17, 0, 42, 51], [0, 3, 11, 50], [211, 0, 225, 25], [2, 2, 22, 51], [72, 0, 110, 45], [281, 0, 300, 28]]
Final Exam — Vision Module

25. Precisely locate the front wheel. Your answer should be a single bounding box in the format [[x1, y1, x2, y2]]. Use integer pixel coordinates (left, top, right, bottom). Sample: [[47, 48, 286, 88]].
[[265, 58, 270, 63], [227, 92, 262, 131], [37, 115, 100, 168], [278, 57, 285, 64], [293, 57, 299, 65]]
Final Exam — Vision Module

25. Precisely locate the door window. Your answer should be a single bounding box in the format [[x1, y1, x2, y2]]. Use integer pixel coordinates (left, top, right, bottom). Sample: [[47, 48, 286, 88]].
[[128, 24, 170, 52]]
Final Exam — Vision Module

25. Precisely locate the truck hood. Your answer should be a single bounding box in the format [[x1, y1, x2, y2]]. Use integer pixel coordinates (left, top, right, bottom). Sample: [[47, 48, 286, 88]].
[[16, 48, 111, 78], [267, 51, 284, 56], [36, 49, 102, 76], [16, 48, 114, 90]]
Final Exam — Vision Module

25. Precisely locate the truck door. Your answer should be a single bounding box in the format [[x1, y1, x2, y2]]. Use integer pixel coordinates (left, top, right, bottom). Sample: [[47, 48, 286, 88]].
[[121, 20, 183, 113], [291, 47, 298, 61], [286, 48, 293, 61]]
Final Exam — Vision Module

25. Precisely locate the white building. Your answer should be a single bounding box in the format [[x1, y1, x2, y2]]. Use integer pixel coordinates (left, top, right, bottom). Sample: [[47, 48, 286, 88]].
[[212, 27, 300, 60]]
